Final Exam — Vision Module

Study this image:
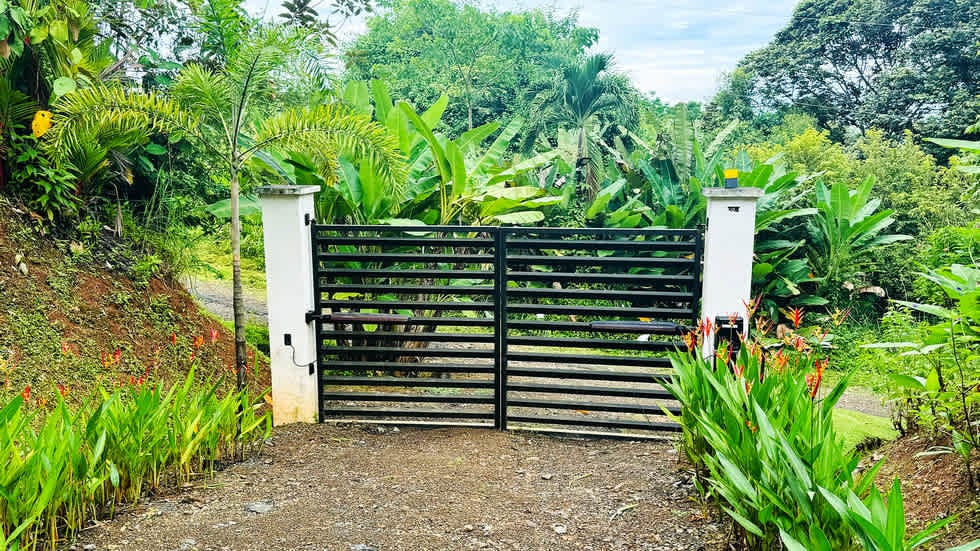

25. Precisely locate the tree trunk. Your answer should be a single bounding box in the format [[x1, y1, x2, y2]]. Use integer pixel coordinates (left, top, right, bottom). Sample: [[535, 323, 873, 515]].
[[230, 166, 248, 391], [575, 125, 588, 205]]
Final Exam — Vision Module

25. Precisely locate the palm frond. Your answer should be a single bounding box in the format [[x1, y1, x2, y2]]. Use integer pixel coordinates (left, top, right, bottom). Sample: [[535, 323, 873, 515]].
[[45, 85, 202, 166], [252, 103, 407, 190]]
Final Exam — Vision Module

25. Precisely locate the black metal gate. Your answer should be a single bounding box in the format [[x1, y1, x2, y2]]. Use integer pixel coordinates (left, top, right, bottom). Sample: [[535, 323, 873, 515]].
[[308, 224, 702, 437]]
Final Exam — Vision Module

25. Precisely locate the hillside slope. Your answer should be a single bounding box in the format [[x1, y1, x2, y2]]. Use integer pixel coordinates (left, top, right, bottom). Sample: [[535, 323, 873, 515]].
[[0, 198, 269, 407]]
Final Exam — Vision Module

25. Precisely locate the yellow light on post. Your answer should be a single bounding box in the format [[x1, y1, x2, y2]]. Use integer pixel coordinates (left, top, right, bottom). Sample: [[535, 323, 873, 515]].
[[723, 168, 739, 189]]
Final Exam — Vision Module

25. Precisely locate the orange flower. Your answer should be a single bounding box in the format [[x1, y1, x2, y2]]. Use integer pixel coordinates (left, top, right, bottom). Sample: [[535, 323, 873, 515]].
[[682, 332, 697, 352], [170, 332, 177, 346], [783, 307, 804, 329], [699, 317, 714, 338], [60, 341, 73, 356], [57, 384, 70, 397], [755, 317, 774, 336], [193, 335, 205, 348], [21, 385, 30, 402]]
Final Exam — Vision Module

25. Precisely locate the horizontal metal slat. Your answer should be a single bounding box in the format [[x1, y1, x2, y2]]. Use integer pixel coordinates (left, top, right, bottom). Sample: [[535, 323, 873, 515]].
[[322, 392, 493, 404], [503, 227, 699, 238], [326, 301, 494, 311], [507, 336, 684, 352], [506, 304, 694, 318], [320, 346, 494, 359], [319, 253, 492, 263], [506, 320, 690, 334], [506, 367, 672, 383], [507, 255, 694, 267], [505, 239, 697, 251], [321, 407, 493, 420], [320, 376, 494, 388], [506, 272, 695, 285], [322, 331, 494, 343], [315, 224, 492, 233], [318, 270, 495, 280], [507, 352, 672, 368], [316, 237, 492, 248], [505, 414, 680, 432], [507, 399, 681, 416], [322, 361, 494, 374], [506, 382, 673, 400], [321, 285, 495, 296], [505, 288, 694, 302]]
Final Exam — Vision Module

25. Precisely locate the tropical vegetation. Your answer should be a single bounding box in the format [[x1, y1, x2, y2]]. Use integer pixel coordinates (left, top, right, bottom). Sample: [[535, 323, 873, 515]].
[[1, 0, 979, 548]]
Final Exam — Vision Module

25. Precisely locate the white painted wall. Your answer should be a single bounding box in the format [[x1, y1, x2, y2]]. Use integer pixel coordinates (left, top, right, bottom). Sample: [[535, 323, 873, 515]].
[[700, 187, 763, 358], [258, 185, 320, 425]]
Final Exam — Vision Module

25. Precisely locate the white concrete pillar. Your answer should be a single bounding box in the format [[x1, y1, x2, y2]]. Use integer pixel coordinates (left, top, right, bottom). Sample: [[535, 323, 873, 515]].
[[701, 187, 764, 358], [257, 185, 320, 425]]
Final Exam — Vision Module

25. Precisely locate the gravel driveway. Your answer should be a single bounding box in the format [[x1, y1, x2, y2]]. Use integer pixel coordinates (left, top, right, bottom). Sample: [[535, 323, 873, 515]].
[[72, 423, 724, 551]]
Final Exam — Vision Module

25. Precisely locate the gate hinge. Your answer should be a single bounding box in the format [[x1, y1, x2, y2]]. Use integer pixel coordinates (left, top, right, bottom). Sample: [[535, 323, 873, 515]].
[[305, 311, 320, 324]]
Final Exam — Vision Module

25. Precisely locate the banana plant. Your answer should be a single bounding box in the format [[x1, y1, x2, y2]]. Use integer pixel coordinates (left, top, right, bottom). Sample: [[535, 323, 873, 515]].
[[806, 176, 911, 293], [398, 100, 560, 225]]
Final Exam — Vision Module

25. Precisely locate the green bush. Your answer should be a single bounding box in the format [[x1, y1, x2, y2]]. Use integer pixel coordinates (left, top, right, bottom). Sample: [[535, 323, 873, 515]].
[[0, 369, 271, 550], [870, 264, 980, 490], [665, 315, 971, 550]]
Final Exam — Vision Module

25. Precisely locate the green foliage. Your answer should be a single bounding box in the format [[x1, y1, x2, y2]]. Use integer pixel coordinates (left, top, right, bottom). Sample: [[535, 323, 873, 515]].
[[343, 0, 598, 137], [526, 52, 639, 201], [8, 132, 77, 220], [0, 369, 271, 550], [665, 324, 965, 550], [872, 264, 980, 490], [806, 176, 911, 301], [398, 98, 559, 224], [736, 0, 980, 138]]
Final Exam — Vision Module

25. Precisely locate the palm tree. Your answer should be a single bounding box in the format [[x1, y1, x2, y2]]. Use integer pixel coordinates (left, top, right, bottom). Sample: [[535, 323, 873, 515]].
[[525, 53, 638, 202], [47, 26, 405, 391]]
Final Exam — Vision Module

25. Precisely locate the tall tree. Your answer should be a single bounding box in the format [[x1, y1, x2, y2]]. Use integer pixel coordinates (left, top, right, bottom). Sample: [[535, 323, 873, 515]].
[[525, 53, 638, 201], [343, 0, 597, 136], [733, 0, 980, 138]]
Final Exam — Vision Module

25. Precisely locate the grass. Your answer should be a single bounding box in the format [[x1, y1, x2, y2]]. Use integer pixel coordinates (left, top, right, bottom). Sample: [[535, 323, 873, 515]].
[[832, 408, 899, 452], [190, 235, 267, 294]]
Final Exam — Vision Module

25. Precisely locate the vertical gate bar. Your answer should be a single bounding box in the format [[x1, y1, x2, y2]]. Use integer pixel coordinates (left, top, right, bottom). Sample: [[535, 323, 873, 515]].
[[691, 224, 706, 328], [310, 222, 325, 421], [493, 227, 508, 430]]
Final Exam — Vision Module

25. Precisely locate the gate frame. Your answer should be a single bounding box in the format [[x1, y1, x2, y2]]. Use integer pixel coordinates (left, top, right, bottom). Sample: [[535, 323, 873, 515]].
[[258, 185, 763, 427]]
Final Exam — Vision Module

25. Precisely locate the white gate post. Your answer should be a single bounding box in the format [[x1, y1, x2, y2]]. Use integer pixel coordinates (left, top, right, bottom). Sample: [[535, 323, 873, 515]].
[[257, 185, 320, 425], [701, 186, 764, 358]]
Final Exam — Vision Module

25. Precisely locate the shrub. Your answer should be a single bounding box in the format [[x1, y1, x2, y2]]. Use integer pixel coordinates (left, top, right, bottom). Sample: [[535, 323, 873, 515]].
[[0, 369, 271, 550], [665, 310, 973, 550]]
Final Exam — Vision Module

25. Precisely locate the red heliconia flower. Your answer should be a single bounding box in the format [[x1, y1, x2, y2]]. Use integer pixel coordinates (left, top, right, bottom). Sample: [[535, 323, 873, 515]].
[[742, 296, 760, 320], [745, 381, 753, 394], [189, 350, 197, 363], [113, 348, 121, 363], [57, 384, 69, 397], [682, 331, 697, 352], [60, 341, 73, 356], [755, 317, 774, 336], [792, 335, 807, 353], [786, 307, 804, 329], [733, 362, 745, 379], [699, 317, 714, 338], [209, 327, 220, 344], [21, 385, 30, 402], [170, 332, 177, 346]]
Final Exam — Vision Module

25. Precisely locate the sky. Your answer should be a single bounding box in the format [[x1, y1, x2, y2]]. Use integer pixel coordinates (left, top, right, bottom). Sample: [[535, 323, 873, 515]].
[[244, 0, 800, 103]]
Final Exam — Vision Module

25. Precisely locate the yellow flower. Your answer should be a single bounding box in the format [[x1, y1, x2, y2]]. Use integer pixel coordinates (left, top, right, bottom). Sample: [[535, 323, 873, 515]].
[[32, 110, 53, 138]]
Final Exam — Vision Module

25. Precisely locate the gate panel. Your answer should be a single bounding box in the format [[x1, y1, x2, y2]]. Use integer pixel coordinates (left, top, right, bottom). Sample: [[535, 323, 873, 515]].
[[312, 225, 498, 426], [501, 227, 701, 436]]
